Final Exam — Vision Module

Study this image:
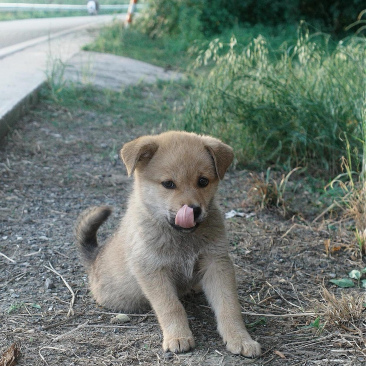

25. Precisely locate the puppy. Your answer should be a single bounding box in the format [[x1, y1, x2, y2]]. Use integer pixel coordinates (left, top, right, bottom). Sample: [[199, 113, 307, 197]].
[[75, 131, 261, 357]]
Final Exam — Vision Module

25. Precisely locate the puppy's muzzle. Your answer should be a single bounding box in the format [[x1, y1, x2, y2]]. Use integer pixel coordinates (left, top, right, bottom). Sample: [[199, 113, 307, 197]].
[[169, 205, 203, 232], [192, 206, 202, 221]]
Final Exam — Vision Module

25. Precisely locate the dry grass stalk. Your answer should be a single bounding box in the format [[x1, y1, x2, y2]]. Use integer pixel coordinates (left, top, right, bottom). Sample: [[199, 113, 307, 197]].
[[347, 185, 366, 256], [246, 168, 299, 215], [247, 172, 280, 209], [346, 186, 366, 229], [328, 157, 366, 257], [319, 287, 365, 328]]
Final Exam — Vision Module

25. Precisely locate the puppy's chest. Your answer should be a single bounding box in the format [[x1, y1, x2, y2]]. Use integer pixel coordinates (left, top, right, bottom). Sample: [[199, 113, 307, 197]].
[[153, 239, 203, 289], [141, 229, 208, 287], [167, 253, 201, 290]]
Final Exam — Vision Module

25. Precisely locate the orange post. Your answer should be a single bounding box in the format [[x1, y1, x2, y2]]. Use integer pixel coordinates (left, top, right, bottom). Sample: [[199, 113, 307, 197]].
[[125, 0, 138, 26]]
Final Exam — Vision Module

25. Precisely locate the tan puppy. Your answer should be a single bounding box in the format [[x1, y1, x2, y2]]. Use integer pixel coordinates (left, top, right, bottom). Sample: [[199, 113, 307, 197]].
[[75, 131, 261, 357]]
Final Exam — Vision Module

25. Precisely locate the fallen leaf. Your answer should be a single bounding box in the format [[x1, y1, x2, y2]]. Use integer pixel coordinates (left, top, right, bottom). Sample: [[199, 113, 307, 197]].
[[349, 270, 361, 280], [330, 245, 341, 252], [0, 343, 20, 366], [329, 278, 355, 288], [274, 350, 286, 359]]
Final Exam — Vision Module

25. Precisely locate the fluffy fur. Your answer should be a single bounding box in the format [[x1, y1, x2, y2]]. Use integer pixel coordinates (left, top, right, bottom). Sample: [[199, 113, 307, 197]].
[[75, 131, 261, 357]]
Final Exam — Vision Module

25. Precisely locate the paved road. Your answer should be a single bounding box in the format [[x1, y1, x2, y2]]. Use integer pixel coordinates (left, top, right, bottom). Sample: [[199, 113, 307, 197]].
[[0, 14, 123, 49], [0, 13, 125, 139]]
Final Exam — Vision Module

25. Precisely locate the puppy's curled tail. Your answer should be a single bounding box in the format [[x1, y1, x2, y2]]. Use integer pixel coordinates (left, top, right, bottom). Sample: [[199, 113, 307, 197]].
[[75, 206, 112, 268]]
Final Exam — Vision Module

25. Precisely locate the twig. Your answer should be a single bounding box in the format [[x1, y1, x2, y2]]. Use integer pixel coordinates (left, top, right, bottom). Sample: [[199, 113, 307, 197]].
[[93, 310, 155, 317], [52, 322, 139, 342], [288, 281, 304, 309], [5, 273, 26, 285], [266, 281, 302, 310], [52, 321, 89, 342], [281, 223, 312, 239], [312, 202, 337, 223], [340, 324, 360, 334], [0, 161, 15, 172], [283, 334, 336, 350], [242, 311, 319, 318], [257, 295, 276, 305], [0, 252, 16, 263], [39, 348, 49, 366], [45, 262, 75, 317], [42, 313, 82, 331], [39, 346, 67, 364], [85, 324, 139, 329], [262, 356, 276, 365]]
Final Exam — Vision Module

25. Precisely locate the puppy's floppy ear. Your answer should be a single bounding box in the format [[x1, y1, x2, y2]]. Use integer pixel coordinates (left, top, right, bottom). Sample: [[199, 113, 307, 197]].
[[202, 136, 234, 180], [120, 136, 159, 176]]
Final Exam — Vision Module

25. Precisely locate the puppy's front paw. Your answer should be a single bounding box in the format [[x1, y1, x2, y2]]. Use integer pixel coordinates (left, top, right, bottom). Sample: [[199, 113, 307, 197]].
[[163, 333, 195, 353], [225, 333, 261, 358]]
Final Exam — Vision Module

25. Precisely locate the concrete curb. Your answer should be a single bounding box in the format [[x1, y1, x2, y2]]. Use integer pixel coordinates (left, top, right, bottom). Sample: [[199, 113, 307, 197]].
[[0, 82, 44, 140]]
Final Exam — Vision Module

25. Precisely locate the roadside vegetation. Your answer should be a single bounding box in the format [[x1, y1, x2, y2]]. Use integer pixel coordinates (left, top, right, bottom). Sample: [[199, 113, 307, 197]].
[[86, 2, 366, 173]]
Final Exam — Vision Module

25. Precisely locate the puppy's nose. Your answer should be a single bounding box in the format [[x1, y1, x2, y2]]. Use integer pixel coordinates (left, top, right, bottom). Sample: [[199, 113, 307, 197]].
[[189, 205, 202, 221]]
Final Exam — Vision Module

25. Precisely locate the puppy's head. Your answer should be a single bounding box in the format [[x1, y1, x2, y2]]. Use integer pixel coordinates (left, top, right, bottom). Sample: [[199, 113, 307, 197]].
[[121, 131, 233, 232]]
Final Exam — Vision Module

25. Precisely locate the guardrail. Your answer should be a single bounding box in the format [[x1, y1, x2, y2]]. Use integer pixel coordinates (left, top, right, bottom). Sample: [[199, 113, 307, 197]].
[[0, 2, 144, 11]]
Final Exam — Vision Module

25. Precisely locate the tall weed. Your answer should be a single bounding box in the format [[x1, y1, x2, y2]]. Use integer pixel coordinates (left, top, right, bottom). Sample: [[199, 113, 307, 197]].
[[178, 23, 366, 175]]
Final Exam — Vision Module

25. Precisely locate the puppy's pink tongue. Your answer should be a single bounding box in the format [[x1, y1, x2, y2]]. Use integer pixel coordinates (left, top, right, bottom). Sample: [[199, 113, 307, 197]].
[[175, 205, 195, 229]]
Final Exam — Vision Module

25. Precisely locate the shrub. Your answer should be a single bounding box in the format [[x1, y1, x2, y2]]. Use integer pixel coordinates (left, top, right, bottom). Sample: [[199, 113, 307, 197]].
[[137, 0, 365, 41], [136, 0, 235, 42], [177, 24, 366, 175]]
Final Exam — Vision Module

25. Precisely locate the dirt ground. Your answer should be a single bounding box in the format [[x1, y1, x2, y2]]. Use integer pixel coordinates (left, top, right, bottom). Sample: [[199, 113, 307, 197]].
[[1, 87, 365, 366]]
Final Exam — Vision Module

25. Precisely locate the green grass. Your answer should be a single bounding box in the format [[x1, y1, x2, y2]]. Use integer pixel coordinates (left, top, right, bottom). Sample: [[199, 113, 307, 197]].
[[174, 23, 366, 175], [40, 79, 191, 128], [84, 22, 299, 71], [50, 20, 366, 180], [84, 24, 193, 71]]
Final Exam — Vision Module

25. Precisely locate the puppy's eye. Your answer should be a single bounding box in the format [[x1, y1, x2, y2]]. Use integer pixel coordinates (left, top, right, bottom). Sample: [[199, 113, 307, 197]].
[[198, 177, 209, 188], [162, 180, 176, 189]]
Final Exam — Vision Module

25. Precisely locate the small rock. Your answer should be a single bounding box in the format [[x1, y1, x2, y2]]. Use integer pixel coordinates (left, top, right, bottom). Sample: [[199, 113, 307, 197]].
[[45, 278, 55, 290], [163, 352, 174, 360], [110, 314, 131, 324]]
